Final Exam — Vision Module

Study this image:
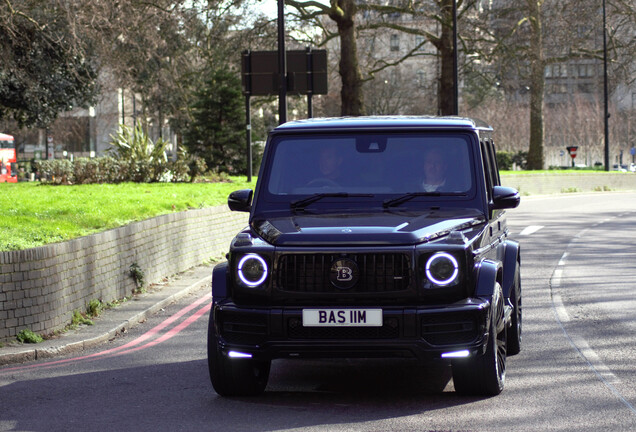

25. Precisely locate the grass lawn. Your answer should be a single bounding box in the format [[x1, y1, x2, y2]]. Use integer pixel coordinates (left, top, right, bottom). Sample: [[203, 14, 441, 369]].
[[0, 178, 255, 251]]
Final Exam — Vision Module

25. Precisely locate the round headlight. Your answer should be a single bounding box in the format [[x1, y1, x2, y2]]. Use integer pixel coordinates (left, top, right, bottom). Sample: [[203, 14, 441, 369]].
[[425, 252, 459, 286], [237, 254, 268, 287]]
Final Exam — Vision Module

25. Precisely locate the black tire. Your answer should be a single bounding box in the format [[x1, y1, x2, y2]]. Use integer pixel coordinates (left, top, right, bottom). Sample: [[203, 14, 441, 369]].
[[507, 266, 522, 356], [207, 315, 270, 397], [452, 283, 507, 396]]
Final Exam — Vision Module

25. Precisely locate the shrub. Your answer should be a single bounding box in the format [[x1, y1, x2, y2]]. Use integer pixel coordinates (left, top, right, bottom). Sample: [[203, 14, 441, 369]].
[[16, 329, 43, 344], [97, 156, 126, 183], [35, 159, 74, 184], [87, 299, 103, 317], [73, 158, 99, 184], [110, 122, 170, 182], [512, 151, 528, 170], [496, 151, 513, 170]]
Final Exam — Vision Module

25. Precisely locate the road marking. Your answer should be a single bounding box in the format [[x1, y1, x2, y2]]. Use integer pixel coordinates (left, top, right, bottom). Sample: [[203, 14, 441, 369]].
[[551, 294, 570, 322], [113, 302, 210, 355], [551, 233, 636, 416], [0, 293, 212, 373], [519, 225, 544, 235]]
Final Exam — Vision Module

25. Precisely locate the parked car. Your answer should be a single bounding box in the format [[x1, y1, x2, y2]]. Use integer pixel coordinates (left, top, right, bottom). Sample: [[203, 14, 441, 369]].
[[207, 116, 521, 396]]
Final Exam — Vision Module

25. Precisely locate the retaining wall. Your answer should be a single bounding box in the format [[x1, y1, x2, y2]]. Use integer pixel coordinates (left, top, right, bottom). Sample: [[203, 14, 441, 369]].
[[3, 173, 636, 343], [501, 172, 636, 195], [0, 206, 248, 342]]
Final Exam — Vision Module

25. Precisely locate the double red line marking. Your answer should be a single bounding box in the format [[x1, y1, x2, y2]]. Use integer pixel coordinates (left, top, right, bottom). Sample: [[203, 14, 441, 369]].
[[0, 293, 212, 373]]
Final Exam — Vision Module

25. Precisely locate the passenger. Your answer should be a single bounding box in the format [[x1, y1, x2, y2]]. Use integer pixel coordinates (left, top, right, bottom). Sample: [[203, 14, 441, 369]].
[[421, 147, 449, 192]]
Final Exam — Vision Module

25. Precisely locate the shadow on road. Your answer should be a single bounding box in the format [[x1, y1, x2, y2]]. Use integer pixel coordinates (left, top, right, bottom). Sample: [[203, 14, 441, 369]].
[[0, 357, 488, 432]]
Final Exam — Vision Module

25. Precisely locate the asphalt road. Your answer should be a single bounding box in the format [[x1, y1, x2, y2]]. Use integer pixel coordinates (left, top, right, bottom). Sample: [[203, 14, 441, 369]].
[[2, 192, 636, 431]]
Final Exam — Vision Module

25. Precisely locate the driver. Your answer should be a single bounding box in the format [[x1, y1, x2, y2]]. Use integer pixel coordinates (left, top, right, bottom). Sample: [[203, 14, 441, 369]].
[[308, 146, 343, 186], [421, 147, 448, 192]]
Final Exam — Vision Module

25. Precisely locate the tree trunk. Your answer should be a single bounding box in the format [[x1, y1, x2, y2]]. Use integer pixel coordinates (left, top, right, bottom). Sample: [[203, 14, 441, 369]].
[[330, 0, 365, 116], [526, 0, 545, 170], [438, 0, 455, 116]]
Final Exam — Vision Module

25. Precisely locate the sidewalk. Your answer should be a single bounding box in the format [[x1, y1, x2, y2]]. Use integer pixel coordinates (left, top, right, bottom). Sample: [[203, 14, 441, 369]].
[[0, 263, 214, 367]]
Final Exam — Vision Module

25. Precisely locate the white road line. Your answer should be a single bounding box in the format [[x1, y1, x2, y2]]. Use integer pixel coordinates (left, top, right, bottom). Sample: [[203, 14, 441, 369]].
[[551, 237, 636, 416], [519, 225, 544, 236]]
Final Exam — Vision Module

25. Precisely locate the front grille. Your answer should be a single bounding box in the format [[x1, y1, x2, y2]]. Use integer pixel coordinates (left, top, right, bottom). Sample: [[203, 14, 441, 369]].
[[287, 317, 399, 339], [220, 310, 268, 345], [420, 313, 478, 345], [277, 253, 411, 294]]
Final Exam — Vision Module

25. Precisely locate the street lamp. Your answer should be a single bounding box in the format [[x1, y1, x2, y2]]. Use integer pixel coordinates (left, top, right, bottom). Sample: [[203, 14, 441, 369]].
[[452, 0, 458, 116], [278, 0, 287, 124]]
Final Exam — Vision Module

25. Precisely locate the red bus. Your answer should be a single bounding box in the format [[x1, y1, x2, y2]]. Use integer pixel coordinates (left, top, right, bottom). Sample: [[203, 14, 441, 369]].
[[0, 133, 17, 183]]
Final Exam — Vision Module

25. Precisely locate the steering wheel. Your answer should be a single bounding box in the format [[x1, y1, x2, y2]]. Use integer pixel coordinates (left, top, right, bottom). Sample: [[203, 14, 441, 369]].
[[306, 178, 340, 188]]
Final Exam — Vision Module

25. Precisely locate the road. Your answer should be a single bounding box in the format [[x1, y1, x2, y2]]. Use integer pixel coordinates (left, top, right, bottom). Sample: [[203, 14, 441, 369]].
[[2, 192, 636, 431]]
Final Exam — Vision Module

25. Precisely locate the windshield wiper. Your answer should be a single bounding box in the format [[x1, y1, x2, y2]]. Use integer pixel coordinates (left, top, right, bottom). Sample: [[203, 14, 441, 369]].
[[382, 191, 466, 208], [291, 193, 374, 210]]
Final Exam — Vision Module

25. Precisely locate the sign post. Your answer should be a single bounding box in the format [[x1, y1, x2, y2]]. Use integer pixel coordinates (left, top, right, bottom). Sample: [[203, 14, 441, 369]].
[[241, 49, 328, 181], [566, 146, 578, 168]]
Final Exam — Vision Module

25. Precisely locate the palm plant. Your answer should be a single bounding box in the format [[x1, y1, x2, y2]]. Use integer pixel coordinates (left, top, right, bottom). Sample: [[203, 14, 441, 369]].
[[109, 122, 170, 182]]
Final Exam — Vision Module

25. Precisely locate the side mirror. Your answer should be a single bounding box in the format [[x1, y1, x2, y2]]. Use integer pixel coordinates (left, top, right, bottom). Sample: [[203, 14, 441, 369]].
[[228, 189, 253, 212], [491, 186, 520, 210]]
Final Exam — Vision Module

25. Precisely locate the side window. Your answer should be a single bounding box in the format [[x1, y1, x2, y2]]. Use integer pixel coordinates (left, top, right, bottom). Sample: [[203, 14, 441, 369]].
[[487, 140, 501, 186], [480, 140, 493, 201]]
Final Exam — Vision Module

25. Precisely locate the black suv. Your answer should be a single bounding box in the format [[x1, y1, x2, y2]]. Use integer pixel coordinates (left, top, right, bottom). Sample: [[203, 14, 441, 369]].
[[208, 117, 521, 396]]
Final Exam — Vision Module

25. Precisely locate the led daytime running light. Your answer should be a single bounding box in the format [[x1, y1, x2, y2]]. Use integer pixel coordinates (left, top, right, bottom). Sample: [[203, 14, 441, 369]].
[[441, 350, 470, 358], [425, 252, 459, 286], [237, 254, 268, 287], [228, 351, 253, 359]]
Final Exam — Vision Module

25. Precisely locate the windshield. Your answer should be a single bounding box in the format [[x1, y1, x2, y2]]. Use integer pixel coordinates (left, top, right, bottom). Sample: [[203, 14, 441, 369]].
[[264, 132, 475, 202]]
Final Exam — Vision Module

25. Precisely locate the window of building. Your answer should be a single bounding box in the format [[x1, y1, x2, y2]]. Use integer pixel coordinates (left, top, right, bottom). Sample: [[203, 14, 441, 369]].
[[415, 35, 425, 50], [578, 64, 587, 77], [390, 34, 400, 52], [390, 70, 399, 86], [416, 70, 426, 88]]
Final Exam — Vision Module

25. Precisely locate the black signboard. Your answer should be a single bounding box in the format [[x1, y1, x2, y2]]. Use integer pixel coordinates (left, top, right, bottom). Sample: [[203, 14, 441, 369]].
[[242, 49, 328, 96]]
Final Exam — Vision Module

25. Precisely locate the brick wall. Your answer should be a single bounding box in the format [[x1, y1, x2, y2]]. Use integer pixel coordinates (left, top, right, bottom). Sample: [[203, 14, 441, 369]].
[[0, 206, 248, 342]]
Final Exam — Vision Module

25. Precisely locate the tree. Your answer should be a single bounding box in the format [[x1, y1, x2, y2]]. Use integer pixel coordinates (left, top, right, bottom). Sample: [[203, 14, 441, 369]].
[[285, 0, 478, 116], [467, 0, 636, 169], [183, 68, 246, 174], [0, 0, 98, 127]]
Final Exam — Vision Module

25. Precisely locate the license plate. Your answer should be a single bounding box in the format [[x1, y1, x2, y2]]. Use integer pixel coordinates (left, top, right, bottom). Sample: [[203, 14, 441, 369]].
[[302, 309, 382, 327]]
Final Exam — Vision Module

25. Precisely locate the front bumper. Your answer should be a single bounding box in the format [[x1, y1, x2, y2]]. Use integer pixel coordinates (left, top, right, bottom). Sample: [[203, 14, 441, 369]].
[[211, 298, 492, 361]]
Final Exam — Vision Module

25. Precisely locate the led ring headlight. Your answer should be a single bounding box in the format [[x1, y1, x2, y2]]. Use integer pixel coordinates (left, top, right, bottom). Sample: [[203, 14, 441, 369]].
[[237, 254, 268, 287], [425, 252, 459, 286]]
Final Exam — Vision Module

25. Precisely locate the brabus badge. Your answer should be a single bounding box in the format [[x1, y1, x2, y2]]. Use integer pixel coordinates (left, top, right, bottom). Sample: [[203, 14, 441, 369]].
[[330, 258, 359, 289]]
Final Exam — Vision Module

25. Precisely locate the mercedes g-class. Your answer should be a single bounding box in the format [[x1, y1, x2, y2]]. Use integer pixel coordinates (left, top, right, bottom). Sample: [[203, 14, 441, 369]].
[[207, 116, 521, 396]]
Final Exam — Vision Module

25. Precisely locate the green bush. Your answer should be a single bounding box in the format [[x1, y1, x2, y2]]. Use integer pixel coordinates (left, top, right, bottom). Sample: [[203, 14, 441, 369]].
[[16, 329, 43, 344], [110, 122, 170, 183], [87, 299, 103, 317], [35, 159, 74, 184], [97, 156, 127, 183], [496, 151, 513, 170], [496, 151, 528, 171], [73, 158, 99, 184]]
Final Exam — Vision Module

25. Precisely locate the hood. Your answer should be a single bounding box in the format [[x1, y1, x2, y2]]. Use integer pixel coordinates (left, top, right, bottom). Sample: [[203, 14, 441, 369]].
[[253, 209, 485, 246]]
